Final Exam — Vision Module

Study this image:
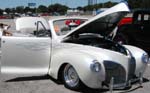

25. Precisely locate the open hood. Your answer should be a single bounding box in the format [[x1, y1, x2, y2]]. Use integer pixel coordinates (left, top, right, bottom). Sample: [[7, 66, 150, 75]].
[[64, 2, 130, 38]]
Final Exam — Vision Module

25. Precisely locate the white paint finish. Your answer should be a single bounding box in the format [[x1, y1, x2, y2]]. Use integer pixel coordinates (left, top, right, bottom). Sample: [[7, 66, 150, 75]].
[[124, 45, 148, 76], [49, 44, 105, 88], [1, 36, 51, 76], [49, 42, 130, 88], [0, 2, 148, 89], [16, 17, 50, 33]]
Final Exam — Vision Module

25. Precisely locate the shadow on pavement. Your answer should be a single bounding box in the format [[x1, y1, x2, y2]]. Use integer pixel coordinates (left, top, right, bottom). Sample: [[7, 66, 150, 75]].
[[76, 78, 150, 93], [5, 75, 62, 84], [77, 88, 108, 93], [5, 76, 150, 93]]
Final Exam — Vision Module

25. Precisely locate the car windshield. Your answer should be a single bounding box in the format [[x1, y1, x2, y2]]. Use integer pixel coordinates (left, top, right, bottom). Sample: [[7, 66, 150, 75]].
[[53, 19, 87, 36]]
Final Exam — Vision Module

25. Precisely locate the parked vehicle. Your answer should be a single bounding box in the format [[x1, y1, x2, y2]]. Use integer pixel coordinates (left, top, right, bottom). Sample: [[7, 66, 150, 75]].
[[0, 15, 7, 19], [0, 15, 12, 19], [0, 3, 149, 91], [40, 13, 50, 16], [114, 9, 150, 53]]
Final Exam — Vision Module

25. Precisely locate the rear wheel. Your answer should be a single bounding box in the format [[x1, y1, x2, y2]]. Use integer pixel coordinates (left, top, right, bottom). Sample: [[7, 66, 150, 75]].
[[63, 64, 81, 90]]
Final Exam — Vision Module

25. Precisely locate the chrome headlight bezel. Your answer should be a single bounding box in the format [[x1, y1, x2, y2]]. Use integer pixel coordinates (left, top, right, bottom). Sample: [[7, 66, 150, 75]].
[[142, 53, 149, 63], [90, 60, 101, 72]]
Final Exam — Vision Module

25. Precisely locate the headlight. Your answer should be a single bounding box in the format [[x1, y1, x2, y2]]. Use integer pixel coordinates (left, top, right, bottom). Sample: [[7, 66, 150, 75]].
[[90, 60, 101, 72], [142, 53, 149, 63]]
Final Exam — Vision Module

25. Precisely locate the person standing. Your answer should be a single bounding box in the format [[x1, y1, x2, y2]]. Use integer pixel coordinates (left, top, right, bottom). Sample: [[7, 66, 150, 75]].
[[0, 23, 12, 36]]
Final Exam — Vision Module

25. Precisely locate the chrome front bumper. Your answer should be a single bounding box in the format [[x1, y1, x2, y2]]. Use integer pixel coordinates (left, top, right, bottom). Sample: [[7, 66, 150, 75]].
[[103, 72, 143, 93]]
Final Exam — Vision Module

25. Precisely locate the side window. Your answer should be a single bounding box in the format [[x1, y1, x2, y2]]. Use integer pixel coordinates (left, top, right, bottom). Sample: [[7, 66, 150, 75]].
[[143, 14, 150, 21], [142, 14, 150, 25], [15, 17, 51, 37], [53, 20, 69, 36], [134, 14, 143, 24], [137, 14, 150, 22], [34, 21, 51, 37], [137, 14, 142, 21]]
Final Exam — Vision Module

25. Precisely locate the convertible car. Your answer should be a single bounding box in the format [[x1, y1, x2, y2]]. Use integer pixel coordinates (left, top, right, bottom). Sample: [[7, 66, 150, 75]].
[[0, 2, 149, 91]]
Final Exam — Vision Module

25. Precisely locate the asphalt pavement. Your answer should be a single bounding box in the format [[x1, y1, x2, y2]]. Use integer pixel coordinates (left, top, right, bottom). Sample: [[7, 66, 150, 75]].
[[0, 66, 150, 93]]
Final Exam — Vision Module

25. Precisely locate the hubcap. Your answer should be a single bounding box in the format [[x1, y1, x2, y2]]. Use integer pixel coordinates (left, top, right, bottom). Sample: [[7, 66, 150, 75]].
[[64, 64, 79, 87]]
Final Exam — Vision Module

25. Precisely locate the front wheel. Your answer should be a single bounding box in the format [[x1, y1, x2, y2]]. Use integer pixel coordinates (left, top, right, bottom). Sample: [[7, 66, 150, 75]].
[[63, 64, 82, 90]]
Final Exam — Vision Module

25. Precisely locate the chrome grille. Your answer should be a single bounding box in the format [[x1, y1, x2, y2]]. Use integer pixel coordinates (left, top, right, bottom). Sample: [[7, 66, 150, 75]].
[[128, 57, 136, 80], [103, 61, 126, 85]]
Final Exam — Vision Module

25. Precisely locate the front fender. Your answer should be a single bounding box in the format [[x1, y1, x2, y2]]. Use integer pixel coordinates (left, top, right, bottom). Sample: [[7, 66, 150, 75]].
[[124, 45, 148, 76], [49, 49, 105, 89]]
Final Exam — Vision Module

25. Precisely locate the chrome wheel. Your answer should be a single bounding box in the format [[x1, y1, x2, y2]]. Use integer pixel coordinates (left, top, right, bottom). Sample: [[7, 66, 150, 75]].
[[63, 64, 79, 88]]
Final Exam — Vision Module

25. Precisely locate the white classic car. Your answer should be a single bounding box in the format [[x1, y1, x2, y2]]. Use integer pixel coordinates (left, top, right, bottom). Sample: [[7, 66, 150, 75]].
[[0, 2, 149, 91]]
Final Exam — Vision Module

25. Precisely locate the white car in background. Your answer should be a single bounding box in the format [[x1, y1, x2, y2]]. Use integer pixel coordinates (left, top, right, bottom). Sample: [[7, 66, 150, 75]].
[[0, 2, 149, 91]]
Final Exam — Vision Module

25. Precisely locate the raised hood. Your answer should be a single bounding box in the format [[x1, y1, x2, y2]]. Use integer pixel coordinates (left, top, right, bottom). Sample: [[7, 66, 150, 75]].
[[64, 2, 130, 38]]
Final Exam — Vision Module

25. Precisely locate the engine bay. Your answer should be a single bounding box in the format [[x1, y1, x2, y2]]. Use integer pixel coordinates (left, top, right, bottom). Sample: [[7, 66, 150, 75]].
[[64, 33, 128, 55]]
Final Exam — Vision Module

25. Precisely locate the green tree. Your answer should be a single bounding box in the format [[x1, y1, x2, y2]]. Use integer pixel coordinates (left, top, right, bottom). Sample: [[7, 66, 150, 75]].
[[128, 0, 143, 9], [77, 6, 83, 11], [83, 1, 117, 11], [5, 8, 11, 14], [48, 4, 68, 15], [0, 9, 3, 15], [37, 5, 48, 13], [30, 8, 36, 13], [16, 6, 24, 13], [11, 8, 16, 14], [83, 5, 94, 11], [24, 7, 32, 13], [103, 1, 117, 8]]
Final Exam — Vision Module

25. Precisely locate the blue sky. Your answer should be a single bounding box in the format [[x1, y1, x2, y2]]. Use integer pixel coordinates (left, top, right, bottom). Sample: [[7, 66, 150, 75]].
[[0, 0, 122, 9]]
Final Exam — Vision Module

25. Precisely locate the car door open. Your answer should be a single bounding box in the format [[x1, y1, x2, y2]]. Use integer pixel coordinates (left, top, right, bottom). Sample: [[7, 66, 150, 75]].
[[1, 17, 52, 77]]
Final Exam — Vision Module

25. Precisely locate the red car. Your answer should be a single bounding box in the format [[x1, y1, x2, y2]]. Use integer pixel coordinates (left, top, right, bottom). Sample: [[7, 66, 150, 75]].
[[40, 13, 49, 16], [0, 15, 7, 19], [65, 19, 81, 26]]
